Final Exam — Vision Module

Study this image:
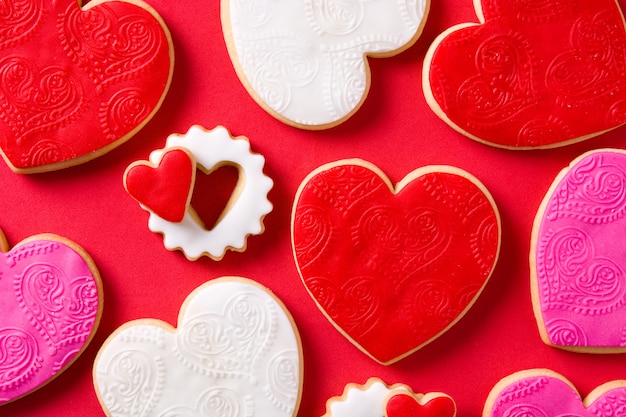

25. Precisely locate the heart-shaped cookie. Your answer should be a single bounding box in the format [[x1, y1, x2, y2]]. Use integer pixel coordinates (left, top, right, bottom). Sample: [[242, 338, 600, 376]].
[[93, 277, 302, 417], [0, 0, 173, 173], [423, 0, 626, 149], [0, 231, 102, 405], [484, 369, 626, 417], [531, 148, 626, 352], [222, 0, 429, 129], [291, 160, 501, 364], [124, 147, 196, 223], [385, 392, 456, 417], [322, 378, 456, 417]]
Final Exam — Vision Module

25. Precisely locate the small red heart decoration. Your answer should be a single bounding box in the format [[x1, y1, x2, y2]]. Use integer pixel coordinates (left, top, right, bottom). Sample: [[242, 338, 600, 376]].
[[0, 0, 173, 173], [124, 148, 196, 223], [385, 393, 456, 417], [424, 0, 626, 148], [292, 160, 501, 364]]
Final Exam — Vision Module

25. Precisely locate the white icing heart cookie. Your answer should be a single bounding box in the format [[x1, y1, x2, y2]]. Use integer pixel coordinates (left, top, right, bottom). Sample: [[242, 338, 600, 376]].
[[222, 0, 430, 129], [126, 125, 273, 261], [93, 277, 303, 417]]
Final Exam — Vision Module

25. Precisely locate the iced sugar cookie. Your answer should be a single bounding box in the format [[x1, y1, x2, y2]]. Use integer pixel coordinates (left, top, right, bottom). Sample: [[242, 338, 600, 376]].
[[291, 160, 501, 364], [423, 0, 626, 149], [484, 369, 626, 417], [0, 230, 102, 405], [0, 0, 174, 173], [222, 0, 429, 129], [125, 125, 273, 261], [531, 149, 626, 352], [323, 378, 456, 417], [94, 277, 302, 417]]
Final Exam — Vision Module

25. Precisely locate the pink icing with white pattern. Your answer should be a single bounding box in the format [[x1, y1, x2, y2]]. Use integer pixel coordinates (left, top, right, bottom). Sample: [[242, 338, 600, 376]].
[[0, 235, 101, 405], [533, 149, 626, 349]]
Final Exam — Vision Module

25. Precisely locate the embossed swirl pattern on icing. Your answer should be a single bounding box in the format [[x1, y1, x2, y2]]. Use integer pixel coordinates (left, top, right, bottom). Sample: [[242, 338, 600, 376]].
[[293, 163, 499, 363], [0, 56, 84, 140], [0, 0, 172, 171], [535, 150, 626, 349], [427, 0, 626, 148], [226, 0, 427, 126], [0, 328, 41, 391], [94, 279, 301, 417], [0, 0, 43, 50], [0, 236, 100, 404], [489, 373, 626, 417], [58, 3, 163, 90]]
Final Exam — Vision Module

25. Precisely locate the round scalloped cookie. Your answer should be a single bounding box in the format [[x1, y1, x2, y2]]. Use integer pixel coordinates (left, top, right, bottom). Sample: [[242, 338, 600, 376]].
[[0, 0, 174, 173], [423, 0, 626, 149], [124, 125, 273, 261], [93, 276, 302, 417], [221, 0, 430, 129], [291, 159, 501, 364], [530, 148, 626, 352], [0, 230, 102, 405], [323, 378, 456, 417], [484, 369, 626, 417]]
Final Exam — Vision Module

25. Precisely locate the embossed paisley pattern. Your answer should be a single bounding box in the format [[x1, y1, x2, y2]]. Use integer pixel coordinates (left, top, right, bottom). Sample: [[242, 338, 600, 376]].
[[224, 0, 428, 127], [94, 278, 302, 417], [487, 371, 626, 417], [292, 162, 500, 364], [0, 235, 101, 405], [426, 0, 626, 148], [0, 0, 42, 50], [0, 0, 172, 172], [533, 150, 626, 349]]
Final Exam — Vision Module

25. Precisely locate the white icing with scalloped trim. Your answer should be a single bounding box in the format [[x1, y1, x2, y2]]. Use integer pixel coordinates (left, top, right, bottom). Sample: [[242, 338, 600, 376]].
[[94, 277, 302, 417], [326, 379, 408, 417], [223, 0, 429, 127], [147, 125, 273, 260]]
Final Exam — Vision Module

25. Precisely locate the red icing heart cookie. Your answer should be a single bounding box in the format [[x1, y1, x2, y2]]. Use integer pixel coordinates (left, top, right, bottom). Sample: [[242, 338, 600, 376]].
[[385, 392, 456, 417], [423, 0, 626, 149], [291, 160, 501, 364], [0, 230, 102, 405], [124, 147, 196, 223], [0, 0, 173, 173]]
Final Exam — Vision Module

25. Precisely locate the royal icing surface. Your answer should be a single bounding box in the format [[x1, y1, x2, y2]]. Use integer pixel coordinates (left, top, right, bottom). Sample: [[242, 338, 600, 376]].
[[324, 379, 408, 417], [485, 370, 626, 417], [125, 148, 196, 223], [0, 234, 101, 405], [532, 149, 626, 350], [222, 0, 429, 128], [291, 160, 501, 364], [424, 0, 626, 149], [93, 277, 302, 417], [0, 0, 173, 172], [146, 125, 273, 260], [385, 392, 456, 417]]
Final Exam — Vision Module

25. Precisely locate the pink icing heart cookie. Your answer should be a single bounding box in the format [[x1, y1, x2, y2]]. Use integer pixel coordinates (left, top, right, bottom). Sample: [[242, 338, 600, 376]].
[[531, 148, 626, 352], [0, 0, 174, 173], [124, 147, 196, 223], [484, 369, 626, 417], [423, 0, 626, 149], [126, 125, 273, 261], [93, 277, 302, 417], [222, 0, 429, 129], [322, 378, 456, 417], [291, 160, 501, 364], [0, 231, 102, 405]]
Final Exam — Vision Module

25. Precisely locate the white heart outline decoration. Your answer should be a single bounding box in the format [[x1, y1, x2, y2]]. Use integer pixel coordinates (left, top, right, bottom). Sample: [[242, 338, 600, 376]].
[[93, 277, 303, 417]]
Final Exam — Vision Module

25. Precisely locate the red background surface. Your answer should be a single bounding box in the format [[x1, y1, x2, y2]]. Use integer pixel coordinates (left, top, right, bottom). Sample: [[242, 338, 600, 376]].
[[4, 1, 626, 416]]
